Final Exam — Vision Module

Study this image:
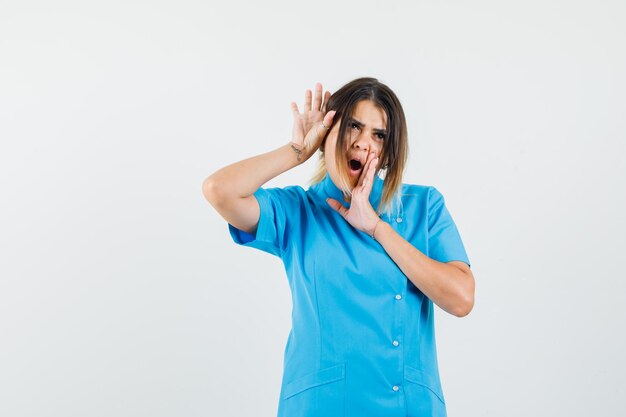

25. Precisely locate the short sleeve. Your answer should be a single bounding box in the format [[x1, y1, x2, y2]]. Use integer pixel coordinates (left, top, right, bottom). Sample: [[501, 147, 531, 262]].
[[227, 186, 294, 258], [427, 186, 471, 267]]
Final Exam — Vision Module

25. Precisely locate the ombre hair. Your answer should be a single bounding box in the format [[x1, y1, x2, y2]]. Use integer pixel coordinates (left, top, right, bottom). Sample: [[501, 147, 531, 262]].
[[309, 77, 409, 216]]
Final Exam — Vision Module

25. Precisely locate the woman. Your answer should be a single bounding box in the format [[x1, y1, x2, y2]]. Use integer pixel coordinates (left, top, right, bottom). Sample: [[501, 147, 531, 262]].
[[203, 77, 475, 417]]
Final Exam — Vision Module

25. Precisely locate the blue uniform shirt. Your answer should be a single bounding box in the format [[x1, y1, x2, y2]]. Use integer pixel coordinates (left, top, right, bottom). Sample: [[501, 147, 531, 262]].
[[228, 172, 470, 417]]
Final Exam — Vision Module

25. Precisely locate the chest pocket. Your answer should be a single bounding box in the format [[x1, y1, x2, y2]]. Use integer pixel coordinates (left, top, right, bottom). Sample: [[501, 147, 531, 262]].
[[278, 363, 346, 417]]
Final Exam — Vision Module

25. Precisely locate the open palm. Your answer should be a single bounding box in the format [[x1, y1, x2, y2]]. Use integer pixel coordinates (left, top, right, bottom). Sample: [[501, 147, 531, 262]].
[[290, 82, 334, 160]]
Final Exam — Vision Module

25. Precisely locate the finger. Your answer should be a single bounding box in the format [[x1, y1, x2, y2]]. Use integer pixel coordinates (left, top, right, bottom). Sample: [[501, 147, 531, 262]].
[[357, 151, 376, 188], [291, 102, 300, 117], [290, 102, 303, 142], [326, 198, 348, 217], [322, 90, 331, 113], [321, 110, 336, 130], [313, 83, 323, 112], [363, 156, 379, 192], [304, 89, 312, 112]]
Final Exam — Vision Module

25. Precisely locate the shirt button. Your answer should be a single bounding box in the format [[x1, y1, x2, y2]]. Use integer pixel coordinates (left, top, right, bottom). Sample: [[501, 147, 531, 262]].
[[395, 294, 402, 300], [392, 340, 399, 347], [392, 385, 400, 392], [396, 217, 403, 223]]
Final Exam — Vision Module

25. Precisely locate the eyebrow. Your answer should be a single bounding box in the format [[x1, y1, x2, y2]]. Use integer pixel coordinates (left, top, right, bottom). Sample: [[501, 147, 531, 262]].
[[349, 117, 387, 134]]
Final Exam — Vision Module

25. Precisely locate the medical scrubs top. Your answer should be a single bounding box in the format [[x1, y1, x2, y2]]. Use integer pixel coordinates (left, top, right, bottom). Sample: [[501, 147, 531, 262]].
[[228, 172, 471, 417]]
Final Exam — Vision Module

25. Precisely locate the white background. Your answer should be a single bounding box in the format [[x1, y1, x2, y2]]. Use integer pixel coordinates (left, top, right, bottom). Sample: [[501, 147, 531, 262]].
[[1, 1, 625, 416]]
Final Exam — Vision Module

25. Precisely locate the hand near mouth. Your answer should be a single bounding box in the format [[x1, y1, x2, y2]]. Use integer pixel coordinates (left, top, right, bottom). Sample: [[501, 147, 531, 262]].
[[326, 151, 382, 237]]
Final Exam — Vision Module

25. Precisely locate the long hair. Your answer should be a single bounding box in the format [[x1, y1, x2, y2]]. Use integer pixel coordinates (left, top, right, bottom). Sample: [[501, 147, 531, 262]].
[[309, 77, 409, 216]]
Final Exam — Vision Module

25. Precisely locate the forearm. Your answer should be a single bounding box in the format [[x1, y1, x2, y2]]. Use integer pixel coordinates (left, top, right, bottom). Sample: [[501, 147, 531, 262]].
[[203, 143, 301, 199], [374, 221, 474, 317]]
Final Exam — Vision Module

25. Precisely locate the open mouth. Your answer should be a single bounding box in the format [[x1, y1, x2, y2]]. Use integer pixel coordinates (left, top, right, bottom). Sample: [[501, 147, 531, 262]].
[[349, 159, 363, 174], [349, 159, 362, 170]]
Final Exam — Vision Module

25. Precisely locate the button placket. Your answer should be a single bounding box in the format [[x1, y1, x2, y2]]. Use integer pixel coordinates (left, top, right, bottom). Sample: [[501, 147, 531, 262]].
[[390, 284, 405, 402], [392, 294, 403, 349]]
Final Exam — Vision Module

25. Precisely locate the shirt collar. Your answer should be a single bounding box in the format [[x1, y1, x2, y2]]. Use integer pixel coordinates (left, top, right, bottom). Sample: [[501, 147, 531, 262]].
[[311, 171, 385, 211]]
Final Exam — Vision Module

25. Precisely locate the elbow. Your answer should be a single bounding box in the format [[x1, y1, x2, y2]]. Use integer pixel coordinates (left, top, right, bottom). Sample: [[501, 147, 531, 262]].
[[452, 297, 474, 317], [202, 176, 224, 207], [452, 270, 475, 317], [452, 284, 475, 317]]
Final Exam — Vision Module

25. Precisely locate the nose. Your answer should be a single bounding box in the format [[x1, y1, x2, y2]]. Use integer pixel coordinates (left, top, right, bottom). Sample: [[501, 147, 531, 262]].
[[352, 130, 372, 152]]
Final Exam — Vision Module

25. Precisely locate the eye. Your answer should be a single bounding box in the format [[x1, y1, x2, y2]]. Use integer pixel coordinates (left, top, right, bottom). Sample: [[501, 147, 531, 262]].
[[376, 133, 386, 140], [351, 122, 360, 130]]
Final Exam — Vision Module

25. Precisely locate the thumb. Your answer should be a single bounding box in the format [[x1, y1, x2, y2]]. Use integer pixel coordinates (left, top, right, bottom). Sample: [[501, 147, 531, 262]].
[[323, 110, 336, 127], [318, 111, 336, 136], [326, 197, 348, 217], [305, 111, 337, 155]]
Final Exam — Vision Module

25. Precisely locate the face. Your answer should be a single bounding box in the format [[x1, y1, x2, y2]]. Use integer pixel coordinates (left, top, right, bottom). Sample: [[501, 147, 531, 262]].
[[324, 100, 387, 196]]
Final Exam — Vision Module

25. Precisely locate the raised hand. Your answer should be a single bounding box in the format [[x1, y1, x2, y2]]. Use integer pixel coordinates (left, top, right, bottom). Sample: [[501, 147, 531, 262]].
[[290, 82, 335, 163], [326, 150, 382, 237]]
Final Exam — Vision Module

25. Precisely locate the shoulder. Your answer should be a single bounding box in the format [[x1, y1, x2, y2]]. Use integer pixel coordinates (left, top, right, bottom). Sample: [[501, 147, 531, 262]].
[[399, 183, 446, 203], [256, 184, 308, 208], [398, 182, 434, 205], [263, 184, 306, 197], [393, 183, 451, 221], [399, 182, 431, 196]]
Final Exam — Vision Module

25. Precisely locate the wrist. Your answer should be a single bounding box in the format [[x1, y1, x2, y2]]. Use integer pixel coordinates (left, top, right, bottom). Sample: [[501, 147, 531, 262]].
[[289, 141, 305, 162], [369, 218, 383, 240], [289, 141, 316, 165]]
